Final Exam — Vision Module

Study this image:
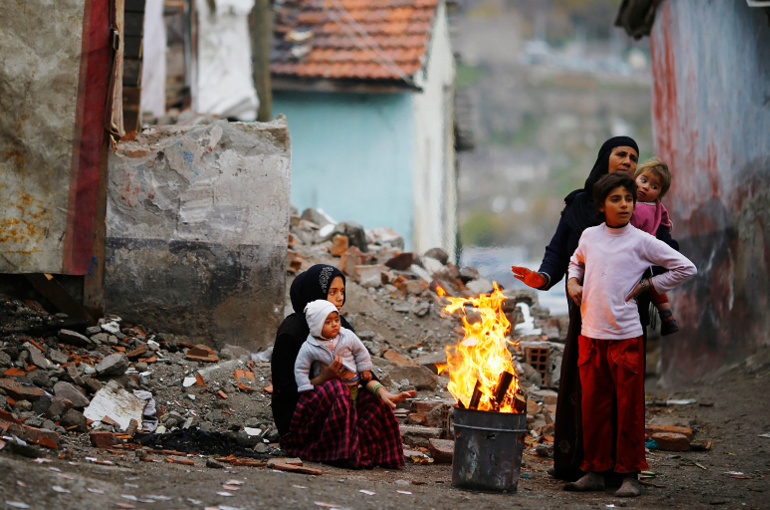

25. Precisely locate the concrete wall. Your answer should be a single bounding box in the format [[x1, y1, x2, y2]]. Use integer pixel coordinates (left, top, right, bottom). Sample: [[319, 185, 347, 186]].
[[272, 91, 416, 246], [412, 0, 457, 259], [650, 1, 770, 384], [105, 118, 291, 350], [0, 0, 85, 273]]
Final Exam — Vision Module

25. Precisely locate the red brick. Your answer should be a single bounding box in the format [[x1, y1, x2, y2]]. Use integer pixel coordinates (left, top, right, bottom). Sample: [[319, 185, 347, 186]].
[[382, 349, 416, 367], [645, 424, 694, 440], [652, 432, 690, 451], [428, 438, 454, 464], [330, 235, 349, 257], [0, 378, 46, 401], [90, 431, 118, 448]]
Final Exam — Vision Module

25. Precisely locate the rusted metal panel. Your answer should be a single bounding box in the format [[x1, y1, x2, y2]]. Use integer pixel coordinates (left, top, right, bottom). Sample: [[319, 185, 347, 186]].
[[650, 1, 770, 383]]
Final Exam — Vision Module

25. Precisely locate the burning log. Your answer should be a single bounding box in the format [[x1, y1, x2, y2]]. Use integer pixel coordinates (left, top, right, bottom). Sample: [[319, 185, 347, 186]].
[[493, 371, 514, 411], [468, 380, 483, 410], [513, 387, 527, 414], [439, 283, 524, 413]]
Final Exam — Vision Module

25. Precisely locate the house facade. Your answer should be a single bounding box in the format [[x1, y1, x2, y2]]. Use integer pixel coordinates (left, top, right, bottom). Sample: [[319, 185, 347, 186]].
[[270, 0, 457, 258]]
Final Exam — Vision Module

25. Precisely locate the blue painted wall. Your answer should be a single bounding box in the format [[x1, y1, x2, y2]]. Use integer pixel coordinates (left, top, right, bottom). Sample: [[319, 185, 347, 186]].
[[273, 91, 415, 245]]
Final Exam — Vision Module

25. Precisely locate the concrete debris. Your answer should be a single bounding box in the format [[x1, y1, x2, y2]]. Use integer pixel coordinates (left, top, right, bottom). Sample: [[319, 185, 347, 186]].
[[0, 209, 711, 472]]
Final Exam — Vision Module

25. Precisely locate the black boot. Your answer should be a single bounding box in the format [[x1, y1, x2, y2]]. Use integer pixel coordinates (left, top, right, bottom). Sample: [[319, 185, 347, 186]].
[[659, 309, 679, 336]]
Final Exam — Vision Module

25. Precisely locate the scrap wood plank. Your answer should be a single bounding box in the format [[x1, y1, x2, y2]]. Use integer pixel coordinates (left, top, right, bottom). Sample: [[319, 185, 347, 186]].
[[24, 273, 94, 323]]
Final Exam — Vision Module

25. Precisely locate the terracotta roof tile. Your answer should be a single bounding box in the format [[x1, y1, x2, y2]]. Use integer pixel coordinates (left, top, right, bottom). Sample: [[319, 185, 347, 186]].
[[271, 0, 438, 83]]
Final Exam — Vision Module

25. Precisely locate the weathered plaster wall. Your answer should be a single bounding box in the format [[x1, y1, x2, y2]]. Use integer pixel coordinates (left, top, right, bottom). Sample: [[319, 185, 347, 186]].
[[0, 0, 85, 272], [105, 118, 291, 350], [412, 0, 457, 259], [650, 1, 770, 384], [272, 91, 415, 246]]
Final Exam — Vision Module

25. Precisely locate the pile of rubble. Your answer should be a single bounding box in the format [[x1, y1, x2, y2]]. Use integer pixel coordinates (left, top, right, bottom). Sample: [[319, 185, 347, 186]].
[[0, 209, 581, 466]]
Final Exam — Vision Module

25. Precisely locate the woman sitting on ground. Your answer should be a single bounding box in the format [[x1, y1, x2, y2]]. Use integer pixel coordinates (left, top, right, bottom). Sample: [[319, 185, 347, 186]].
[[271, 264, 415, 468]]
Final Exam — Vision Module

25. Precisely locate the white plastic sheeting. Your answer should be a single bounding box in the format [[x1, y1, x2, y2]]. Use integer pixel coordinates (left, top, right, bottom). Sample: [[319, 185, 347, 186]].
[[195, 0, 259, 120], [140, 0, 167, 117]]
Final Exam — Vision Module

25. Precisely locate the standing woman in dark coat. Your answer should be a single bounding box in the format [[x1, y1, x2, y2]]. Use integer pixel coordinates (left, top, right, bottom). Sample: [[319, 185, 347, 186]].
[[511, 136, 678, 481], [271, 264, 414, 468]]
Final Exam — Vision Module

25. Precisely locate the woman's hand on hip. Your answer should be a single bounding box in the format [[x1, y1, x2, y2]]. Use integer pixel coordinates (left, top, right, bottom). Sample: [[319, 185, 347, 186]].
[[511, 266, 546, 289], [567, 277, 583, 306]]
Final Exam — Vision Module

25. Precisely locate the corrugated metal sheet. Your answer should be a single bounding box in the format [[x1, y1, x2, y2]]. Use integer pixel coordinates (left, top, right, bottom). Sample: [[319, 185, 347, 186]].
[[650, 1, 770, 382]]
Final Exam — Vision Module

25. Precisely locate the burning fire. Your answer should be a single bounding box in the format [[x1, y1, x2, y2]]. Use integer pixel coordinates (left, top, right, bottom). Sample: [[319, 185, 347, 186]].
[[437, 283, 523, 413]]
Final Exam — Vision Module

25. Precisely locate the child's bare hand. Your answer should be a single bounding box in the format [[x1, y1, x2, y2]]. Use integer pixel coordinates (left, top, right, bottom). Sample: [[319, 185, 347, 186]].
[[567, 277, 583, 306], [511, 266, 546, 289], [625, 278, 651, 302], [360, 370, 372, 382]]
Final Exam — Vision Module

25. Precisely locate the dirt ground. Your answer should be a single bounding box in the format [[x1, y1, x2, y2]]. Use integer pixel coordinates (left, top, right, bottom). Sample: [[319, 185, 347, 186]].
[[2, 271, 769, 510]]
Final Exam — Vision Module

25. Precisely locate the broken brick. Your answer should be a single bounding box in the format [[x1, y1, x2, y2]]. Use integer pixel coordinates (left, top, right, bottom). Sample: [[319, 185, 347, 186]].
[[645, 424, 694, 440], [165, 456, 195, 466], [234, 369, 256, 392], [651, 432, 690, 451], [269, 462, 323, 475], [330, 235, 349, 257], [0, 378, 46, 401], [186, 346, 220, 363], [382, 349, 417, 367], [428, 438, 454, 464], [90, 431, 118, 448]]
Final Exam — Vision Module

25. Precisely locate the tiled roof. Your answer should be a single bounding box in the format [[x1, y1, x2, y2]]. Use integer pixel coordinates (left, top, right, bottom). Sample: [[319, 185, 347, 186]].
[[271, 0, 439, 84]]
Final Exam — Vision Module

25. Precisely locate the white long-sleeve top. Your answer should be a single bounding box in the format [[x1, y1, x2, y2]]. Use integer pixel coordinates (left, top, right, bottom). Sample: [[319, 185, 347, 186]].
[[568, 223, 697, 340], [294, 328, 373, 392]]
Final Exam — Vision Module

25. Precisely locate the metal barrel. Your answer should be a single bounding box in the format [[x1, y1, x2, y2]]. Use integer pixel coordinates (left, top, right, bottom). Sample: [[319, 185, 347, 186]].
[[451, 406, 527, 492]]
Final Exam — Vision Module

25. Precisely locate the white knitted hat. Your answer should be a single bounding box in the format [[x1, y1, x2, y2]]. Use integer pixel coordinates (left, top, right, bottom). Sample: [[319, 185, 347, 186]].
[[304, 299, 339, 338]]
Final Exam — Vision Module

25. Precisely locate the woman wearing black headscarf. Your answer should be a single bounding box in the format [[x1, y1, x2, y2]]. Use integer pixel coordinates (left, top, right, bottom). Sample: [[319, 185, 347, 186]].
[[511, 136, 678, 481], [271, 264, 414, 468]]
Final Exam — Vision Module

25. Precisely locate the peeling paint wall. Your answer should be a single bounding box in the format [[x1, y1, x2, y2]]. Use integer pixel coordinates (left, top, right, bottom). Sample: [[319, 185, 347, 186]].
[[105, 118, 291, 350], [0, 1, 85, 272], [650, 1, 770, 383]]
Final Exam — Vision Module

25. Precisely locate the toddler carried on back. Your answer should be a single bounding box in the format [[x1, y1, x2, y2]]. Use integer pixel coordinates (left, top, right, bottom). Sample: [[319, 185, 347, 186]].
[[630, 157, 680, 335]]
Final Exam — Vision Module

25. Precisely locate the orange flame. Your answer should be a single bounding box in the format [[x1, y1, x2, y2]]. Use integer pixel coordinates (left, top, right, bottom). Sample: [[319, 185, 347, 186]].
[[439, 282, 520, 412]]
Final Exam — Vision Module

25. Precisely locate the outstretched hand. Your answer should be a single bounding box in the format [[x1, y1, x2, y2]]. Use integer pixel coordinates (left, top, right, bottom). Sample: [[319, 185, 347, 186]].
[[511, 266, 547, 289], [374, 385, 416, 409]]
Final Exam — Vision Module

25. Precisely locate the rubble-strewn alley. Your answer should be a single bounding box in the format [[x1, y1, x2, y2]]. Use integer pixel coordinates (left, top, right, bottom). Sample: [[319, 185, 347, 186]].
[[1, 212, 768, 509]]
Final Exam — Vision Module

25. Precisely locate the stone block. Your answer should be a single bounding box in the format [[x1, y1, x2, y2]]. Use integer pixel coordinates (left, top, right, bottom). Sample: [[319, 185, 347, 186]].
[[96, 354, 129, 376], [387, 366, 439, 391], [53, 381, 90, 409], [106, 118, 291, 351]]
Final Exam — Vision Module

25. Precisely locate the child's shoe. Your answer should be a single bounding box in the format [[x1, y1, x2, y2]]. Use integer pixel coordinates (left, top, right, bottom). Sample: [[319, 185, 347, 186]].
[[659, 310, 679, 336]]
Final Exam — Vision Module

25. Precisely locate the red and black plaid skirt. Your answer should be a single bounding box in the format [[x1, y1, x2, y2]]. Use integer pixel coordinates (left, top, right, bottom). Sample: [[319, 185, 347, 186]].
[[279, 379, 405, 468]]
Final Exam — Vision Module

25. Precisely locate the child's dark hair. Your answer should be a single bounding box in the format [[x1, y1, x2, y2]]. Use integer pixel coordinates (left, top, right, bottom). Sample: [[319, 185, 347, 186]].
[[593, 172, 637, 210], [635, 157, 672, 200]]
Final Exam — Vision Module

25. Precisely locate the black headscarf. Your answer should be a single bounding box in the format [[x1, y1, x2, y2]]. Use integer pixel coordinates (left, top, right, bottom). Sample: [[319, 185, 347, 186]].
[[562, 136, 639, 234], [289, 264, 347, 314]]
